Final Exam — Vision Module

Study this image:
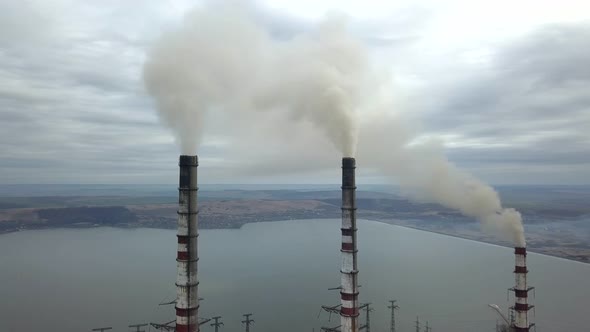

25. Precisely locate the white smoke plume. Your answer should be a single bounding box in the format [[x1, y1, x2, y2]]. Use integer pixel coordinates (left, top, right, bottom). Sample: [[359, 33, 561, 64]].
[[144, 6, 365, 157], [250, 16, 368, 157], [143, 4, 526, 246], [358, 102, 526, 247], [143, 6, 269, 154]]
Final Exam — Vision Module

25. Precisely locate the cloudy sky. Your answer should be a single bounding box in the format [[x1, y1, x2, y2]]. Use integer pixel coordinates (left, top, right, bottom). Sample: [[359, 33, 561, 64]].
[[0, 0, 589, 185]]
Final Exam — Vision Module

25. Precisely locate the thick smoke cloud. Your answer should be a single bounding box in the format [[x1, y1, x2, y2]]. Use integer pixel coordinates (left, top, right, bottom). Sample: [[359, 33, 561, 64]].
[[143, 4, 526, 246], [251, 17, 368, 157], [143, 7, 269, 154], [144, 7, 366, 156], [357, 104, 526, 246]]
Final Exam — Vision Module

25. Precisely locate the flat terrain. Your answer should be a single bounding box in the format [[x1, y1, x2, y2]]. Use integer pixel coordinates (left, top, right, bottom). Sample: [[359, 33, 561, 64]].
[[0, 185, 589, 263]]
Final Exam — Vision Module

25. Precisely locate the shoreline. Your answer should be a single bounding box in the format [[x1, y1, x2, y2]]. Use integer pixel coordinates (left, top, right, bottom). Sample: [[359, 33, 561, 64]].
[[1, 217, 588, 265], [364, 218, 590, 265]]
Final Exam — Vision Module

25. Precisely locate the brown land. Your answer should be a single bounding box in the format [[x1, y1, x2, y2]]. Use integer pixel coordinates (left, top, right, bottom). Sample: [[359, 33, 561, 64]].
[[0, 193, 588, 264]]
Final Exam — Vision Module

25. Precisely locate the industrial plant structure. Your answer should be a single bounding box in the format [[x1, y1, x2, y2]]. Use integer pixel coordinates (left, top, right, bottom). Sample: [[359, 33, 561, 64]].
[[176, 155, 200, 332], [511, 247, 534, 332], [320, 157, 360, 332], [159, 155, 534, 332], [340, 157, 360, 332]]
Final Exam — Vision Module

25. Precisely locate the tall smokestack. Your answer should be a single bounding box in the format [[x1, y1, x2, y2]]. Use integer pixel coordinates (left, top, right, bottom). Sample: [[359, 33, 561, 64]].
[[176, 155, 199, 332], [512, 247, 533, 332], [340, 157, 359, 332]]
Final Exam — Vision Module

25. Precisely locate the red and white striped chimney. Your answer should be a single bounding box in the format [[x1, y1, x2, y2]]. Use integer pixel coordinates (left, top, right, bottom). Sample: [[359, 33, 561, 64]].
[[512, 247, 533, 332], [176, 155, 199, 332], [340, 157, 359, 332]]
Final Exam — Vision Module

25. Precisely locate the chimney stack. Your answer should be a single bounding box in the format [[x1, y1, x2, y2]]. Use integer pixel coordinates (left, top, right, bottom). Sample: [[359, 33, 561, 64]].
[[176, 155, 200, 332], [340, 157, 359, 332], [512, 247, 533, 332]]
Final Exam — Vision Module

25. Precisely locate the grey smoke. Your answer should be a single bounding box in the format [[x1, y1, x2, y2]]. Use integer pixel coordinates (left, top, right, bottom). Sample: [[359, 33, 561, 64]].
[[250, 16, 369, 157], [358, 104, 526, 247], [143, 4, 526, 246], [143, 6, 269, 154], [143, 6, 365, 157]]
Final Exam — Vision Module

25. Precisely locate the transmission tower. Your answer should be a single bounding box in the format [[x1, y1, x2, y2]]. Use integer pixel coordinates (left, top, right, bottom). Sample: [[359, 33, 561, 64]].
[[388, 300, 400, 332], [320, 304, 342, 321], [150, 320, 175, 332], [319, 301, 342, 332], [92, 328, 112, 332], [242, 313, 255, 332], [415, 316, 420, 332], [360, 303, 373, 332], [424, 321, 432, 332], [129, 323, 148, 332], [210, 316, 224, 332]]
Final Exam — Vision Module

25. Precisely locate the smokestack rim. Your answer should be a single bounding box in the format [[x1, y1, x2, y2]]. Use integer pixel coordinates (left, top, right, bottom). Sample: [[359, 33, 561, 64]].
[[515, 247, 527, 255], [179, 155, 199, 166], [342, 157, 356, 189], [342, 157, 356, 169]]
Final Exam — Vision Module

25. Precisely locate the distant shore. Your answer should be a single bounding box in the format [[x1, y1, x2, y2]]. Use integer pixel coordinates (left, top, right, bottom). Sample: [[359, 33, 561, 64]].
[[2, 215, 589, 265], [1, 190, 589, 264]]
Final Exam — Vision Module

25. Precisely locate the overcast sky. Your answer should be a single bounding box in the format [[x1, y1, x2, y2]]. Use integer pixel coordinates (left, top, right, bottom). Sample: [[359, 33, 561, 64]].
[[0, 0, 589, 185]]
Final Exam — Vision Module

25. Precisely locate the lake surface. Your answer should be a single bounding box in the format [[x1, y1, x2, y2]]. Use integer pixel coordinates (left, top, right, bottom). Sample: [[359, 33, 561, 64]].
[[0, 219, 588, 332]]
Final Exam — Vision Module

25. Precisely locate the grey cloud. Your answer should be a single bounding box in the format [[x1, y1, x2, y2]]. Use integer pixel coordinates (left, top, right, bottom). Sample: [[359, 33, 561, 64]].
[[447, 140, 590, 166], [496, 24, 590, 85], [0, 1, 589, 185], [0, 1, 62, 46], [250, 4, 312, 39], [416, 23, 590, 182], [354, 5, 434, 48]]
